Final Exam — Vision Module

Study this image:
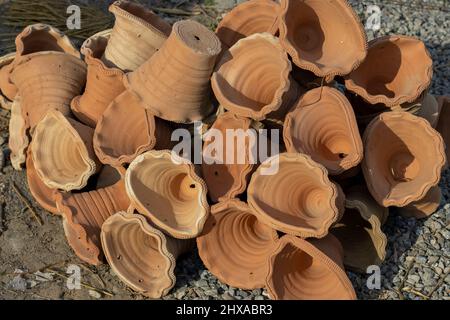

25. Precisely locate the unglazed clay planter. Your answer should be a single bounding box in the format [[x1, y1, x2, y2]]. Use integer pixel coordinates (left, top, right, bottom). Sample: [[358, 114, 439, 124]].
[[216, 0, 280, 49], [197, 200, 278, 289], [56, 180, 130, 265], [125, 20, 221, 123], [345, 36, 433, 107], [95, 165, 125, 189], [71, 31, 126, 128], [101, 212, 193, 298], [284, 87, 363, 175], [279, 0, 367, 78], [362, 112, 446, 207], [417, 94, 440, 128], [398, 185, 442, 219], [211, 33, 292, 121], [31, 110, 100, 192], [436, 96, 450, 162], [125, 150, 209, 239], [331, 187, 388, 273], [201, 113, 255, 202], [8, 96, 29, 171], [266, 234, 356, 300], [102, 0, 172, 71], [248, 153, 342, 238], [0, 52, 15, 110]]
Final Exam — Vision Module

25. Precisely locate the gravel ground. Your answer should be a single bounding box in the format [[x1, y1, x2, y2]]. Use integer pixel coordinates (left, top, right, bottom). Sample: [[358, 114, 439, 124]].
[[0, 0, 449, 300]]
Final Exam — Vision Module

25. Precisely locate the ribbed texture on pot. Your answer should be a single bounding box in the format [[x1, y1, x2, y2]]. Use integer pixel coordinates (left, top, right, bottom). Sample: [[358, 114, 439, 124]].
[[398, 185, 442, 219], [362, 112, 446, 207], [266, 234, 356, 300], [197, 200, 278, 289], [125, 150, 210, 239], [436, 96, 450, 163], [247, 153, 341, 238], [279, 0, 367, 78], [0, 52, 16, 107], [284, 87, 363, 175], [8, 96, 28, 171], [101, 212, 193, 298], [125, 20, 221, 123], [55, 180, 131, 265]]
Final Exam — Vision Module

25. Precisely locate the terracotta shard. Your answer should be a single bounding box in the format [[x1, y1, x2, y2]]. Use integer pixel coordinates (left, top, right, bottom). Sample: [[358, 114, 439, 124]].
[[345, 35, 433, 107], [436, 96, 450, 162], [56, 180, 131, 265], [284, 87, 363, 175], [279, 0, 367, 77], [8, 96, 29, 171], [398, 185, 442, 219], [126, 150, 209, 239], [197, 200, 278, 289], [0, 52, 15, 109], [266, 234, 357, 300], [247, 153, 341, 238], [31, 110, 100, 192], [125, 20, 221, 123], [417, 94, 439, 128], [362, 112, 446, 207]]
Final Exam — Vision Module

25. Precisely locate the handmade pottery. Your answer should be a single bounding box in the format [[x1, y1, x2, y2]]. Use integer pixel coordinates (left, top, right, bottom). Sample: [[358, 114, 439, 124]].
[[125, 150, 209, 239], [398, 185, 442, 219], [436, 96, 450, 162], [216, 0, 280, 49], [417, 94, 440, 128], [56, 180, 130, 265], [247, 153, 342, 238], [95, 165, 125, 189], [362, 112, 446, 207], [102, 0, 172, 71], [8, 96, 29, 171], [0, 52, 15, 110], [345, 35, 433, 107], [125, 20, 221, 123], [279, 0, 367, 78], [197, 200, 278, 289], [284, 87, 363, 175], [31, 110, 100, 192], [266, 234, 357, 300]]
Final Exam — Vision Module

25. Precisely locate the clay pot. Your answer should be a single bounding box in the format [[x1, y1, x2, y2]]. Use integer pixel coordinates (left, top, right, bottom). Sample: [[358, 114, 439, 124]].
[[71, 31, 126, 128], [124, 20, 221, 123], [201, 113, 255, 202], [398, 185, 442, 219], [31, 110, 100, 192], [95, 165, 125, 189], [436, 96, 450, 162], [101, 212, 193, 298], [247, 153, 343, 238], [362, 112, 446, 207], [56, 180, 131, 265], [216, 0, 280, 49], [0, 52, 15, 109], [125, 150, 209, 239], [211, 33, 293, 121], [266, 234, 356, 300], [197, 200, 278, 289], [284, 87, 363, 175], [279, 0, 367, 78], [8, 96, 29, 171], [345, 36, 433, 107], [331, 187, 388, 273], [417, 94, 440, 128]]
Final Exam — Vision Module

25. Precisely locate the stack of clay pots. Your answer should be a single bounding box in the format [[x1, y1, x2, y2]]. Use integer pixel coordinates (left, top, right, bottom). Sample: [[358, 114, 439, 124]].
[[1, 0, 448, 300]]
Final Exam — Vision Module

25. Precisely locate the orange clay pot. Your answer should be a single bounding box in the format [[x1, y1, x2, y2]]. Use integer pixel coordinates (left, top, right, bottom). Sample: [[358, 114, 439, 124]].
[[398, 185, 442, 219], [216, 0, 280, 49], [436, 96, 450, 162], [102, 0, 172, 71], [0, 52, 15, 110], [362, 112, 446, 207], [266, 234, 356, 300], [197, 200, 278, 289], [247, 153, 343, 238], [124, 20, 221, 123], [279, 0, 367, 78], [101, 212, 193, 298], [345, 36, 433, 107], [8, 96, 29, 171], [284, 87, 363, 175]]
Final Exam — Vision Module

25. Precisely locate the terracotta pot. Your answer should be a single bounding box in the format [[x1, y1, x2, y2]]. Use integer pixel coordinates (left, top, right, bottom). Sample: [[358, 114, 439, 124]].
[[102, 1, 171, 71], [279, 0, 367, 78], [0, 52, 15, 110], [416, 94, 439, 128], [125, 150, 209, 239], [331, 187, 388, 273], [266, 234, 356, 300], [216, 0, 280, 49], [124, 20, 221, 123], [197, 200, 278, 289], [345, 36, 433, 107], [8, 96, 29, 171], [95, 165, 125, 189], [56, 180, 131, 265], [201, 113, 255, 202], [211, 33, 292, 121], [436, 96, 450, 163], [284, 87, 363, 175], [247, 153, 342, 238], [101, 212, 193, 298], [397, 185, 442, 219], [362, 112, 446, 207], [71, 31, 126, 128], [31, 110, 100, 192]]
